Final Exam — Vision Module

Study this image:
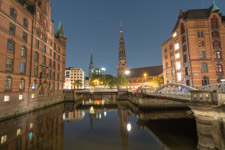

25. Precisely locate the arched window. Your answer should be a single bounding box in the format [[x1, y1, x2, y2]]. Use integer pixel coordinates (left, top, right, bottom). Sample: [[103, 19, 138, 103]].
[[211, 18, 218, 28], [52, 82, 55, 90], [10, 8, 16, 19], [19, 78, 25, 91], [32, 80, 36, 90], [213, 40, 220, 49], [23, 18, 28, 28], [216, 64, 223, 73], [21, 46, 26, 58], [202, 76, 209, 86], [34, 52, 38, 62], [201, 63, 208, 72], [5, 76, 12, 91], [42, 56, 46, 65], [7, 39, 14, 52], [214, 51, 222, 59]]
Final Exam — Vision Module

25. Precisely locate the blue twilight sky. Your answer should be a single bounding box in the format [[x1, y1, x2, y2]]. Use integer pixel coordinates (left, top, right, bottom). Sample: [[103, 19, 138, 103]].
[[50, 0, 225, 76]]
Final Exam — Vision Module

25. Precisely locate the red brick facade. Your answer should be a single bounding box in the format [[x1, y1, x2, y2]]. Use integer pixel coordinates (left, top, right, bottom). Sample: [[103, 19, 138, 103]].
[[0, 0, 66, 118], [162, 4, 225, 88]]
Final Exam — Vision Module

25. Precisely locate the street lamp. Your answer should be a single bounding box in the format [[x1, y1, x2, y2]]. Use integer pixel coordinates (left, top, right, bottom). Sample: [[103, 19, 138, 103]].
[[143, 73, 147, 85], [121, 70, 130, 87]]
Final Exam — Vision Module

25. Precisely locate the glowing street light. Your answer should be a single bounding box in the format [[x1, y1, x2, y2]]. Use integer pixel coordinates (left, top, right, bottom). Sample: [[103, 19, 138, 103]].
[[143, 73, 147, 84]]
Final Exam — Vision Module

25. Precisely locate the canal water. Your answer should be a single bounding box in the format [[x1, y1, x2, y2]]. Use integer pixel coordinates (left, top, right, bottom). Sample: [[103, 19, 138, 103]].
[[0, 96, 200, 150]]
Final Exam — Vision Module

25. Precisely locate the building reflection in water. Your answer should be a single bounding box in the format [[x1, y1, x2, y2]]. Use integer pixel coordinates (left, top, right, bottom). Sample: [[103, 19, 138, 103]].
[[0, 104, 65, 150]]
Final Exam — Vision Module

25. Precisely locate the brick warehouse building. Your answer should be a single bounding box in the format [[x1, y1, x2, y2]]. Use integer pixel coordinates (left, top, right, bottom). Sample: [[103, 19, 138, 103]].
[[0, 0, 66, 119], [162, 2, 225, 88]]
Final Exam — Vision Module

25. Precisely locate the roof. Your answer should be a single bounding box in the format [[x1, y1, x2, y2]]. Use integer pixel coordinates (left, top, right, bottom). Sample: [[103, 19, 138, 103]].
[[55, 21, 66, 38], [172, 3, 220, 32], [127, 65, 163, 78]]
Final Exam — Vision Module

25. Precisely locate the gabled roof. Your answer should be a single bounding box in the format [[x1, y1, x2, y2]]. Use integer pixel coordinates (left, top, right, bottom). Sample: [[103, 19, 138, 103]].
[[127, 65, 163, 78], [172, 3, 220, 32], [55, 21, 66, 38]]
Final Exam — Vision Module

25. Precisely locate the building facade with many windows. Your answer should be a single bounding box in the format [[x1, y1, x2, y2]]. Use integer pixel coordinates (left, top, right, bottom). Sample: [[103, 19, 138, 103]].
[[64, 68, 85, 89], [0, 0, 66, 118], [162, 2, 224, 88]]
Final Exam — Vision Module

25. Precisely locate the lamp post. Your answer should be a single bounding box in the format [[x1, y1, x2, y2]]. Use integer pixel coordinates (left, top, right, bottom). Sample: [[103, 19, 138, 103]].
[[121, 70, 130, 88], [144, 73, 147, 85]]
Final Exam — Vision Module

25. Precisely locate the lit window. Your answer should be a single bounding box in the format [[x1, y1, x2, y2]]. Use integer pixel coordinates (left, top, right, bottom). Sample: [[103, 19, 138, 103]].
[[21, 46, 26, 58], [20, 62, 25, 74], [176, 62, 181, 70], [32, 80, 36, 90], [17, 128, 22, 136], [173, 32, 177, 38], [175, 43, 179, 50], [177, 72, 182, 81], [19, 78, 25, 91], [175, 53, 180, 59], [4, 95, 10, 102], [19, 94, 24, 100], [31, 94, 35, 99], [216, 64, 223, 73], [1, 135, 7, 144], [30, 123, 33, 129], [5, 76, 12, 91]]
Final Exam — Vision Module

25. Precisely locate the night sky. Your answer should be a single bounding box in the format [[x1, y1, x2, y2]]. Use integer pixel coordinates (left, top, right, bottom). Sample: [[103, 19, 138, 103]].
[[51, 0, 225, 76]]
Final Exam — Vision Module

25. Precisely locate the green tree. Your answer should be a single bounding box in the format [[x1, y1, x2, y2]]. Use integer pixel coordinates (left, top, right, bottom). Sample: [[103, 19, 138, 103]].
[[89, 74, 105, 87], [104, 74, 116, 88], [153, 76, 164, 87], [116, 75, 129, 87]]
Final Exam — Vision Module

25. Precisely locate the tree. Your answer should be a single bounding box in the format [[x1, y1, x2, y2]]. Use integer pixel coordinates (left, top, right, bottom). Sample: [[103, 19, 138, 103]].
[[71, 80, 82, 89], [104, 74, 116, 88], [153, 76, 164, 87], [115, 75, 129, 87], [89, 74, 105, 87]]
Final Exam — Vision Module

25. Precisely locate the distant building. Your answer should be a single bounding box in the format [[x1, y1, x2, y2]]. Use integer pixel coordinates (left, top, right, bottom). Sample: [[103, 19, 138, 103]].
[[162, 2, 225, 88], [117, 23, 128, 76], [64, 68, 85, 89], [127, 66, 163, 88], [92, 67, 106, 76], [89, 53, 94, 77], [84, 77, 90, 88]]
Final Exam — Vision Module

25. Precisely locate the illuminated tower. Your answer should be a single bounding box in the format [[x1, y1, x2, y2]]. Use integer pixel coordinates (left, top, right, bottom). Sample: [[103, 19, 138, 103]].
[[117, 23, 128, 76]]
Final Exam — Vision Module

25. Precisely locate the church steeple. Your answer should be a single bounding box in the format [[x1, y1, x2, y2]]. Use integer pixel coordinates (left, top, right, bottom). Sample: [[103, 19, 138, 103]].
[[89, 53, 94, 77], [117, 22, 128, 76]]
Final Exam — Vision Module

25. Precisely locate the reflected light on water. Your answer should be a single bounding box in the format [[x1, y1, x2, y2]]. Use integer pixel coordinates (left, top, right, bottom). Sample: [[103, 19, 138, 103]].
[[127, 123, 132, 132]]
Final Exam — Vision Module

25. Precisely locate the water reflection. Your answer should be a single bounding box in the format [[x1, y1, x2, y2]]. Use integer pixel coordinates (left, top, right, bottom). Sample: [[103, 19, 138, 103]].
[[1, 96, 224, 150]]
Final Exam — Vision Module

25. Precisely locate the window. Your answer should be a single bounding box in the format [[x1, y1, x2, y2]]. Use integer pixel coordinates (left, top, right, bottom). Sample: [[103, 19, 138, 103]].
[[175, 53, 180, 59], [166, 62, 168, 68], [4, 96, 10, 102], [20, 61, 25, 74], [213, 40, 220, 49], [19, 78, 25, 91], [5, 76, 12, 91], [53, 61, 56, 69], [177, 72, 182, 81], [175, 43, 179, 50], [19, 95, 24, 100], [214, 51, 222, 59], [34, 65, 38, 77], [58, 55, 60, 61], [32, 80, 36, 90], [42, 56, 46, 65], [176, 62, 181, 70], [202, 76, 209, 86], [58, 47, 60, 53], [166, 71, 169, 78], [50, 49, 52, 56], [54, 43, 56, 50], [216, 64, 223, 73], [200, 50, 206, 58], [170, 52, 173, 57], [21, 46, 26, 58], [6, 57, 13, 71], [9, 23, 15, 35], [173, 32, 177, 38], [197, 32, 204, 37], [185, 67, 188, 75], [53, 72, 55, 80], [53, 82, 55, 90], [164, 49, 167, 53], [7, 39, 14, 52], [201, 63, 208, 72], [58, 64, 60, 71], [48, 70, 51, 79], [198, 41, 205, 47], [211, 18, 218, 28], [23, 18, 28, 28], [171, 59, 174, 67], [212, 31, 219, 38], [23, 32, 27, 43], [35, 40, 39, 49], [17, 129, 22, 136], [10, 8, 16, 19], [49, 59, 52, 67], [43, 45, 46, 53], [54, 52, 56, 59], [34, 52, 38, 62], [36, 28, 39, 36], [171, 69, 175, 77]]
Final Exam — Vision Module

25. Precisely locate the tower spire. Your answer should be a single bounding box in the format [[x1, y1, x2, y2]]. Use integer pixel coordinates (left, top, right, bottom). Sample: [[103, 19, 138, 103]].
[[117, 22, 128, 76], [89, 53, 94, 77]]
